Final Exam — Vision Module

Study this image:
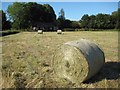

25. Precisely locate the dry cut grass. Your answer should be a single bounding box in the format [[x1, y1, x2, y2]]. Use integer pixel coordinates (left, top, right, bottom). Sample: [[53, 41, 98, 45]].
[[1, 31, 120, 88]]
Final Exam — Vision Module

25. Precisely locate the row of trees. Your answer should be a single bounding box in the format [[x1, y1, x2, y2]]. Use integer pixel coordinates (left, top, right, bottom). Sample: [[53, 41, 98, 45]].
[[58, 8, 120, 30], [1, 2, 120, 30], [80, 9, 120, 29]]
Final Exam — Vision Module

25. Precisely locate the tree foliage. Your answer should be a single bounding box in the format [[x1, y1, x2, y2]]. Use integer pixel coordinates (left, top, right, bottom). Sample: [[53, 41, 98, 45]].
[[114, 8, 120, 29], [70, 21, 80, 29], [57, 8, 65, 29], [58, 8, 65, 20], [7, 2, 56, 29], [80, 14, 90, 28], [4, 2, 120, 30], [0, 10, 11, 30], [0, 10, 2, 30], [80, 8, 120, 29]]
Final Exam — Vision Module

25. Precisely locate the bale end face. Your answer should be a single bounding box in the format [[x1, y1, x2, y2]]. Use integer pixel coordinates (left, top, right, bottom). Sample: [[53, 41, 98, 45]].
[[53, 44, 88, 83]]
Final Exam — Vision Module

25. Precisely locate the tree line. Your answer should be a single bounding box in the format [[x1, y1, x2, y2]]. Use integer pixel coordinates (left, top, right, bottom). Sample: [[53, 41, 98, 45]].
[[1, 2, 120, 31], [80, 9, 120, 30]]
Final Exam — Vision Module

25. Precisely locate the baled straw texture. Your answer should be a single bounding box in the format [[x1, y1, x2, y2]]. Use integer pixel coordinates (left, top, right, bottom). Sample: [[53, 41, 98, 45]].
[[53, 39, 105, 83]]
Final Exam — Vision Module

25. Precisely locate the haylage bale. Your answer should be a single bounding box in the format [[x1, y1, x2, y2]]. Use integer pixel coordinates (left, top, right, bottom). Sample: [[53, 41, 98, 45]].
[[53, 39, 105, 83]]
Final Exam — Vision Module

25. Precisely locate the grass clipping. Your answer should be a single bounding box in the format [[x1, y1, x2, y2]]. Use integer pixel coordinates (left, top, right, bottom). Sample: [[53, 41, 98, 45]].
[[53, 39, 105, 83]]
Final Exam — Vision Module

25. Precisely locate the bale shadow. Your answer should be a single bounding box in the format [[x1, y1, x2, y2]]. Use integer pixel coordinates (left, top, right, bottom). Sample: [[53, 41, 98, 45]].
[[84, 62, 120, 83]]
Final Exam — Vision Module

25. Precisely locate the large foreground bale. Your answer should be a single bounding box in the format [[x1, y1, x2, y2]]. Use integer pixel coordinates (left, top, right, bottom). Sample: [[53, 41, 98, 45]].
[[57, 30, 62, 34], [53, 39, 105, 83]]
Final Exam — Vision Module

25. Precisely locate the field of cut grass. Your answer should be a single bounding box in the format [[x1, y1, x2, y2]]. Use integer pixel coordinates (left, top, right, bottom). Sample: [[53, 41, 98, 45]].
[[1, 31, 120, 88]]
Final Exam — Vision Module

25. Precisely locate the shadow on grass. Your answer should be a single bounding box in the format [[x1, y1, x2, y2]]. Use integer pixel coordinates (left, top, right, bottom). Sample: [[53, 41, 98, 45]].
[[84, 62, 120, 83], [0, 30, 20, 37]]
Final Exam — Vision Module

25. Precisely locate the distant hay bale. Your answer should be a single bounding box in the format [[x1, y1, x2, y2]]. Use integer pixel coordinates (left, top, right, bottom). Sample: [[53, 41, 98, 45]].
[[33, 27, 38, 31], [53, 39, 105, 83], [57, 30, 62, 34], [38, 30, 43, 34]]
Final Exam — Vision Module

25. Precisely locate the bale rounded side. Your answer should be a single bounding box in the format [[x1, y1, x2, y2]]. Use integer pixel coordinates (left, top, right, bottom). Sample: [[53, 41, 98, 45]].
[[53, 39, 105, 83]]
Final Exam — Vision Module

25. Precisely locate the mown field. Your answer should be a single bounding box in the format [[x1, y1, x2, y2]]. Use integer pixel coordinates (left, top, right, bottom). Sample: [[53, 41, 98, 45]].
[[1, 31, 120, 88]]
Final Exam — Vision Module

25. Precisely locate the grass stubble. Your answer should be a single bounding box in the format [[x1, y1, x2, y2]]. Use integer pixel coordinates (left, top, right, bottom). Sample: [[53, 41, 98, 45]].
[[1, 31, 119, 88]]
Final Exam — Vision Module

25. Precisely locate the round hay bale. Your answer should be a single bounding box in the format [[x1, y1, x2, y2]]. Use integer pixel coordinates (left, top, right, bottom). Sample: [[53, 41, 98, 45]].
[[33, 27, 38, 31], [53, 39, 105, 83], [38, 30, 43, 34], [57, 30, 62, 34]]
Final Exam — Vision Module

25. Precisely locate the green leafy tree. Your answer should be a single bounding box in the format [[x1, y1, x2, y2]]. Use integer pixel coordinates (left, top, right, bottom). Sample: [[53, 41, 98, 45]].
[[88, 15, 96, 29], [0, 10, 2, 31], [24, 2, 45, 27], [7, 2, 56, 30], [80, 14, 90, 29], [71, 21, 80, 29], [80, 13, 116, 30], [64, 19, 72, 28], [43, 4, 56, 22], [57, 8, 65, 29], [115, 8, 120, 29], [58, 8, 65, 20], [95, 14, 106, 29], [104, 14, 114, 29], [8, 2, 27, 29], [1, 10, 11, 30]]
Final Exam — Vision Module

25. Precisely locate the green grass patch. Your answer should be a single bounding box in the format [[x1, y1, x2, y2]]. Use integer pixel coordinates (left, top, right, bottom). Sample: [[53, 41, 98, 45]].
[[1, 30, 20, 36]]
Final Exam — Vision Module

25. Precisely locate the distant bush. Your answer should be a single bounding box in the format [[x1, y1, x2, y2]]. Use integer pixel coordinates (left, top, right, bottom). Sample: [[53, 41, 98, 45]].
[[63, 28, 120, 31], [0, 30, 20, 36], [63, 28, 75, 31], [88, 29, 120, 31], [75, 28, 87, 31]]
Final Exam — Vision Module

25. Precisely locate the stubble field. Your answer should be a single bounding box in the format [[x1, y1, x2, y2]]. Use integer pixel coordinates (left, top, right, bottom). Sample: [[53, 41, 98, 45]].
[[1, 31, 120, 88]]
